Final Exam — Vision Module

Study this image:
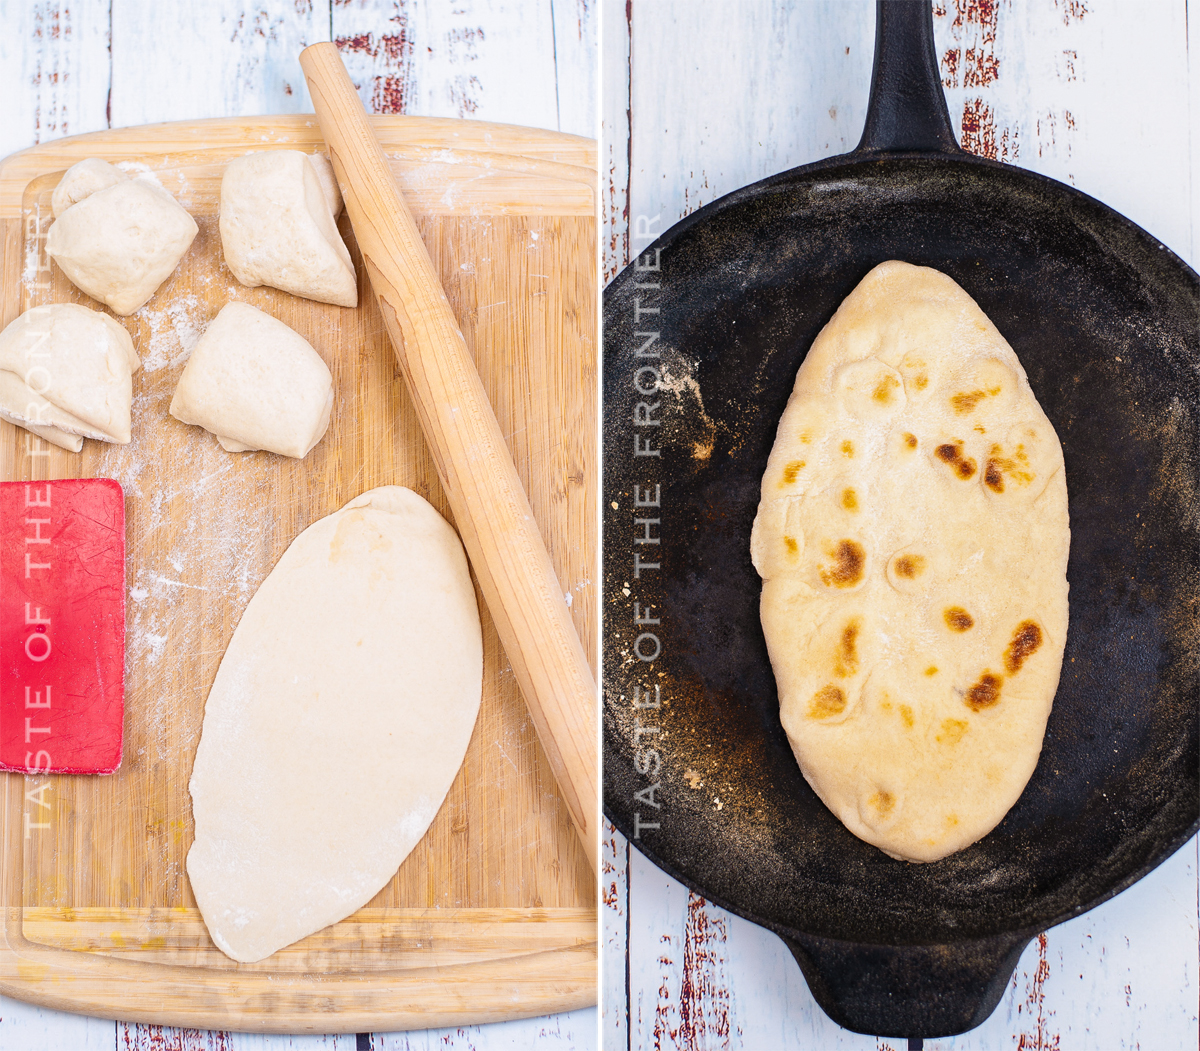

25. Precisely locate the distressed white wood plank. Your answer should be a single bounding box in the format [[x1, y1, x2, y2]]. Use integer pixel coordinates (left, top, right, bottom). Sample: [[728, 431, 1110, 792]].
[[626, 842, 881, 1051], [107, 0, 332, 128], [117, 1027, 362, 1050], [612, 1, 1199, 1047], [620, 836, 1199, 1050], [624, 0, 874, 229], [601, 0, 629, 283], [939, 836, 1199, 1051], [331, 0, 562, 130], [373, 1009, 598, 1049], [0, 995, 115, 1051], [932, 0, 1194, 265], [0, 0, 113, 160], [602, 818, 629, 1049], [551, 0, 599, 137]]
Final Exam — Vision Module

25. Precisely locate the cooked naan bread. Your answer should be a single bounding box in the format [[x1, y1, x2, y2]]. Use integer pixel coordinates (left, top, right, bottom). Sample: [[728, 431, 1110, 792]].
[[750, 260, 1069, 863]]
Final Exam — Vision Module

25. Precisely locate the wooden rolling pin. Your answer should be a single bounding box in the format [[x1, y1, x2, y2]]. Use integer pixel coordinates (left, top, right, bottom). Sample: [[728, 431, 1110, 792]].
[[299, 43, 598, 874]]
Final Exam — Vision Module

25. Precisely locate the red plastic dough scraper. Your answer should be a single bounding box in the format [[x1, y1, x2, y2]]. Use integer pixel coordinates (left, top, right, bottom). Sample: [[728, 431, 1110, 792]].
[[0, 478, 126, 774]]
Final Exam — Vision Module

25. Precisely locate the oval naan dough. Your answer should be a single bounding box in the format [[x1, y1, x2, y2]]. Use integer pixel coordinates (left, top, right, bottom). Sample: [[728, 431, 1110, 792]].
[[0, 303, 141, 450], [750, 260, 1069, 863], [187, 486, 483, 962]]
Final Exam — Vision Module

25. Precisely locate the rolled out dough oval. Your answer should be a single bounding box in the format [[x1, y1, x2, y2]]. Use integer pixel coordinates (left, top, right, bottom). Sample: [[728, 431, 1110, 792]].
[[187, 486, 483, 962], [750, 260, 1069, 863]]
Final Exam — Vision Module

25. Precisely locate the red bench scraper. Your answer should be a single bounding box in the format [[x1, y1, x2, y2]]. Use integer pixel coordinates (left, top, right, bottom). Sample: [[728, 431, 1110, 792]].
[[1, 478, 126, 774]]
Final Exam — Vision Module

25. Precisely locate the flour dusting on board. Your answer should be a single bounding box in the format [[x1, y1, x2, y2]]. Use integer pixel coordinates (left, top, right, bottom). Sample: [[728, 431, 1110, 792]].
[[96, 400, 279, 759], [137, 294, 204, 371]]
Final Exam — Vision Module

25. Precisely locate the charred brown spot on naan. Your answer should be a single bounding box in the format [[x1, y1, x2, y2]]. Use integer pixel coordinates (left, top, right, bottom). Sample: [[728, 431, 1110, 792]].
[[835, 358, 906, 418], [965, 671, 1003, 711], [873, 374, 901, 404], [925, 666, 939, 676], [781, 460, 805, 485], [841, 439, 854, 458], [896, 351, 935, 399], [951, 384, 1003, 415], [935, 441, 977, 480], [944, 606, 974, 631], [1004, 620, 1043, 673], [835, 618, 861, 678], [946, 359, 1018, 416], [886, 550, 928, 593], [784, 536, 799, 559], [983, 441, 1036, 496], [937, 718, 969, 745], [809, 684, 847, 719], [820, 539, 866, 588], [842, 488, 859, 511], [860, 786, 900, 830], [904, 432, 918, 449]]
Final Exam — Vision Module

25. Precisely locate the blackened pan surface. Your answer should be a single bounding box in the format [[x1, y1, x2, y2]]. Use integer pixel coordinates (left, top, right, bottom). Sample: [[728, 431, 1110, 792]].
[[603, 153, 1199, 950]]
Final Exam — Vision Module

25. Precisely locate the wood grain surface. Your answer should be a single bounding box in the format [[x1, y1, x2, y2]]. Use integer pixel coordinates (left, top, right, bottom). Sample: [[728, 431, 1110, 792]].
[[603, 2, 1200, 1050], [0, 1, 599, 1048], [1, 114, 596, 1032]]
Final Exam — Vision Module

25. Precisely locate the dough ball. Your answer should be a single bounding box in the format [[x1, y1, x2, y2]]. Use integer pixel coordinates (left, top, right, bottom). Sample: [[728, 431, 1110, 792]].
[[219, 150, 357, 308], [169, 301, 333, 459], [51, 157, 124, 218], [0, 303, 141, 449], [45, 162, 198, 316], [187, 486, 483, 962]]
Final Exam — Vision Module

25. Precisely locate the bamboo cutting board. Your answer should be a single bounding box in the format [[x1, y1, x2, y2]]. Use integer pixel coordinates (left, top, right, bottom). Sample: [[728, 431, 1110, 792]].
[[0, 115, 596, 1033]]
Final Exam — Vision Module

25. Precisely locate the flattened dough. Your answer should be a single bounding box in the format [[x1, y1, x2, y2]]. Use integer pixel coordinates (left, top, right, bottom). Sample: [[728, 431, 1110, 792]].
[[219, 150, 357, 308], [169, 301, 333, 458], [187, 486, 484, 963], [0, 303, 141, 450], [45, 158, 198, 315], [750, 260, 1069, 863]]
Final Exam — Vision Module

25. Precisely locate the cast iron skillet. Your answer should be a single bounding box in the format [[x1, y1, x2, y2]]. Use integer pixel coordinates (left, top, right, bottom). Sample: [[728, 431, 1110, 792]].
[[603, 1, 1199, 1040]]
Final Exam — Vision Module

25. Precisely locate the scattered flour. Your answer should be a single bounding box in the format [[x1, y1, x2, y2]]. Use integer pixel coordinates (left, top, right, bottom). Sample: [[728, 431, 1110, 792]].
[[137, 294, 204, 372]]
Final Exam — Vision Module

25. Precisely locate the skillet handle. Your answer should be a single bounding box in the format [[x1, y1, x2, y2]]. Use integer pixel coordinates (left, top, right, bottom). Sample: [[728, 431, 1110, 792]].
[[856, 0, 963, 155], [780, 929, 1031, 1039]]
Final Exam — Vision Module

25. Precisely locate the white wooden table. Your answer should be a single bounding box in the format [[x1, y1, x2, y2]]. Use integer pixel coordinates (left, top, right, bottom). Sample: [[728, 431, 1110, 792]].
[[0, 2, 597, 1049], [603, 2, 1199, 1049]]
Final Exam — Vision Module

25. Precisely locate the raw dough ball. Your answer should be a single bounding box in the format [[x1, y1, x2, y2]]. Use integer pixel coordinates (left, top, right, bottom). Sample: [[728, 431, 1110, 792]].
[[0, 303, 141, 450], [168, 301, 333, 458], [50, 157, 123, 217], [45, 159, 198, 316], [751, 260, 1069, 863], [219, 150, 357, 308], [187, 486, 484, 963]]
